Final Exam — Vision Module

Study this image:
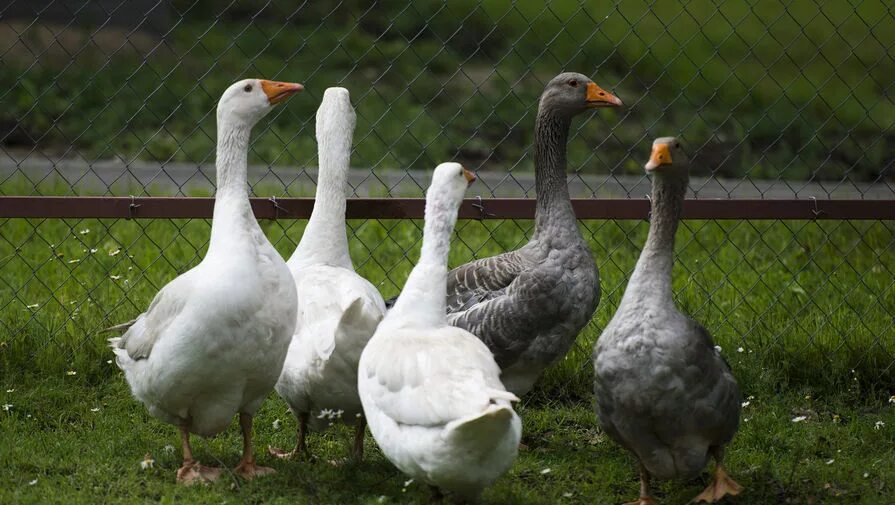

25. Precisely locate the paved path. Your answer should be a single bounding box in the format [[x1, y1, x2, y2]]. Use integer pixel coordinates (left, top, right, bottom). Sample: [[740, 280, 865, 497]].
[[2, 153, 892, 200]]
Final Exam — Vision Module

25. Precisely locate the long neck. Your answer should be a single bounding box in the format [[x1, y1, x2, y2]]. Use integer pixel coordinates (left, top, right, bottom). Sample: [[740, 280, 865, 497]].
[[210, 119, 255, 248], [623, 172, 688, 303], [533, 108, 577, 236], [388, 193, 458, 325], [289, 126, 352, 268]]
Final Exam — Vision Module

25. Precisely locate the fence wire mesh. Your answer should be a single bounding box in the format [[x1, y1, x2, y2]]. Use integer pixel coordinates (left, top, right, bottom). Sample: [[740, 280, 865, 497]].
[[0, 1, 893, 388]]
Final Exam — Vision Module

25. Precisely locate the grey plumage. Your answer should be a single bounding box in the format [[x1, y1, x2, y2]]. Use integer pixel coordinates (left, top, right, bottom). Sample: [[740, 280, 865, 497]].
[[593, 138, 742, 502], [435, 72, 619, 395]]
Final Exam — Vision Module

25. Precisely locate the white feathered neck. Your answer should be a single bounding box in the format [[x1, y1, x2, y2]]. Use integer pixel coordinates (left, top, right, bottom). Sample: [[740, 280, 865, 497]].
[[288, 88, 355, 269], [387, 179, 462, 327], [208, 115, 258, 252]]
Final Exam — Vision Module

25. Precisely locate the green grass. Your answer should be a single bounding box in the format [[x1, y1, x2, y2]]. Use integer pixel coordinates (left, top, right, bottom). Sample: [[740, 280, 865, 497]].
[[0, 378, 893, 504], [0, 214, 894, 502], [2, 0, 893, 186]]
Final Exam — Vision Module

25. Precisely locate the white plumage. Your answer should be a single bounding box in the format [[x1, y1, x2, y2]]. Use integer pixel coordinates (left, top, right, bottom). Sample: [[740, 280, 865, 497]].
[[110, 78, 302, 484], [359, 162, 522, 501], [271, 88, 386, 460]]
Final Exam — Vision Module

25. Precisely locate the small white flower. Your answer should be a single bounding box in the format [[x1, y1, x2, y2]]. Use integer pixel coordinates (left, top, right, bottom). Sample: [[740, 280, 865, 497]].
[[743, 417, 750, 423], [377, 497, 387, 503], [355, 413, 362, 418], [826, 459, 834, 465], [737, 347, 744, 353], [540, 468, 552, 475], [110, 275, 121, 280], [791, 415, 808, 423], [741, 401, 750, 408], [5, 389, 14, 393], [28, 478, 38, 486], [714, 345, 722, 353], [888, 395, 895, 405], [90, 407, 100, 412], [272, 419, 282, 430], [66, 370, 77, 376], [67, 258, 80, 264], [2, 403, 12, 411], [79, 228, 90, 235], [863, 472, 869, 478], [108, 249, 121, 256], [140, 454, 155, 470], [403, 478, 414, 487], [874, 420, 885, 430], [563, 492, 573, 498], [25, 303, 39, 309], [90, 248, 98, 254], [106, 360, 113, 364], [163, 444, 175, 455]]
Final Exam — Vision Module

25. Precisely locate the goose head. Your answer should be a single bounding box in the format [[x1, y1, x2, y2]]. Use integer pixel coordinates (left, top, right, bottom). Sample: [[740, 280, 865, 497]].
[[539, 72, 623, 115], [317, 87, 356, 136], [217, 78, 304, 127], [426, 162, 476, 218], [645, 137, 688, 176]]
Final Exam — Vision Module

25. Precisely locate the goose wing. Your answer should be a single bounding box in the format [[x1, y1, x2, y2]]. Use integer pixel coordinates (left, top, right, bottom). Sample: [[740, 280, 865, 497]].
[[445, 250, 527, 313], [110, 273, 193, 361], [360, 326, 518, 427], [447, 263, 567, 367]]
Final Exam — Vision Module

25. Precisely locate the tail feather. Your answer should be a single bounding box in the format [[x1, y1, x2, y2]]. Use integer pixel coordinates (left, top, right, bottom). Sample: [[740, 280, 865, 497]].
[[446, 403, 517, 448], [99, 318, 138, 333]]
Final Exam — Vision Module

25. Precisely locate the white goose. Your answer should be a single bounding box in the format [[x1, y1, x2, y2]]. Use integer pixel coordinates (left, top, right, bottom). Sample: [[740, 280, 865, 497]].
[[110, 78, 302, 484], [269, 87, 386, 460], [358, 162, 522, 502]]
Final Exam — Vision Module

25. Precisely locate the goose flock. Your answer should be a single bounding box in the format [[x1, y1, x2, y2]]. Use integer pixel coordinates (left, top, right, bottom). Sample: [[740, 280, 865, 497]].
[[109, 73, 743, 504]]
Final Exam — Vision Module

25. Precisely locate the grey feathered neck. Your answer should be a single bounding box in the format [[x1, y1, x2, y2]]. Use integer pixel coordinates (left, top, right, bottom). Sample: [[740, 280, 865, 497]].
[[625, 171, 688, 302], [533, 107, 577, 236]]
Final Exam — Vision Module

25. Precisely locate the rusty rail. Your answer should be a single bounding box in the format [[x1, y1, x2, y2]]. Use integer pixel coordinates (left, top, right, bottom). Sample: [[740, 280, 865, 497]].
[[0, 196, 892, 220]]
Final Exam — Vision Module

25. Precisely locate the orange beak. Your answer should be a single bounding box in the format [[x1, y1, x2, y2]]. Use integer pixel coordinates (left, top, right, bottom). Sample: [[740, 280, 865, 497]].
[[646, 143, 673, 171], [585, 82, 623, 108], [260, 80, 304, 105], [463, 168, 476, 185]]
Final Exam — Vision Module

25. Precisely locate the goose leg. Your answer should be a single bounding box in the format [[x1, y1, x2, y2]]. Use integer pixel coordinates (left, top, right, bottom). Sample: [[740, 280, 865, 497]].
[[176, 426, 222, 485], [234, 413, 276, 480], [350, 415, 366, 460], [693, 447, 742, 503], [268, 412, 309, 459], [622, 463, 659, 505], [428, 485, 445, 504]]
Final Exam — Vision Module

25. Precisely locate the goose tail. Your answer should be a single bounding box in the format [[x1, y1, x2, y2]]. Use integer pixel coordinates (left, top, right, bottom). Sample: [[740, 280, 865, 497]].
[[446, 402, 520, 450]]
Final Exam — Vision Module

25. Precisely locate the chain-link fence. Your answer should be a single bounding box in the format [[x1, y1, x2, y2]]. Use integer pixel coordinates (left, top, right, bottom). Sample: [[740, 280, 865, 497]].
[[1, 1, 893, 389]]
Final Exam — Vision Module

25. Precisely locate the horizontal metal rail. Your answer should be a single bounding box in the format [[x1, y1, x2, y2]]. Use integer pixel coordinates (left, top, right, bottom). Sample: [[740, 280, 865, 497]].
[[0, 196, 892, 220]]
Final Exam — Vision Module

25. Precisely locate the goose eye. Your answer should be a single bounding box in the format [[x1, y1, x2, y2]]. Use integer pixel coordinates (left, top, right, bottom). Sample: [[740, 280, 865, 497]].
[[243, 84, 253, 93], [675, 142, 681, 148], [568, 79, 578, 87]]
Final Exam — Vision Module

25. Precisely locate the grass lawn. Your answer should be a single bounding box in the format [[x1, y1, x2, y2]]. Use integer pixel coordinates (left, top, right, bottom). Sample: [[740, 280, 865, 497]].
[[0, 379, 893, 504], [1, 213, 894, 503]]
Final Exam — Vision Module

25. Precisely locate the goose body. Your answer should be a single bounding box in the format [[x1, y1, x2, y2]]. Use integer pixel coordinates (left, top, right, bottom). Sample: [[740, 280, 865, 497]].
[[592, 138, 742, 504], [110, 78, 303, 483], [359, 163, 521, 501], [439, 72, 622, 395], [272, 88, 385, 459]]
